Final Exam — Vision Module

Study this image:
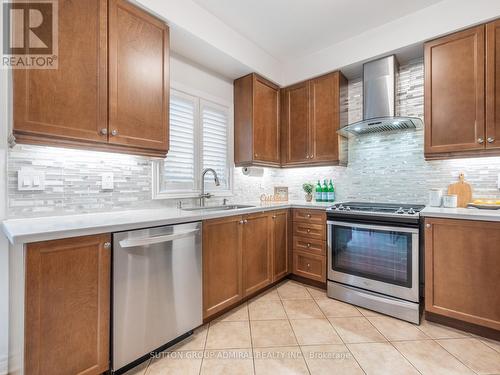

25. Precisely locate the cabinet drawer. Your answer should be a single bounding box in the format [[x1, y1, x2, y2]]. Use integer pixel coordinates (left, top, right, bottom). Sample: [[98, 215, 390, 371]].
[[292, 222, 325, 240], [293, 236, 326, 256], [293, 251, 326, 282], [293, 209, 326, 224]]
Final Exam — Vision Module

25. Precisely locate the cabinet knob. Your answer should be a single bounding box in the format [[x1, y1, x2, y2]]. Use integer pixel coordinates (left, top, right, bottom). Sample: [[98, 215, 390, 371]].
[[100, 128, 108, 135], [306, 263, 311, 268], [478, 138, 484, 144], [239, 220, 244, 224], [307, 214, 311, 218], [103, 242, 111, 249], [306, 155, 310, 159], [307, 243, 311, 248], [243, 219, 248, 224], [111, 129, 119, 136], [487, 137, 495, 143], [426, 224, 431, 229], [307, 229, 311, 233], [272, 215, 276, 219]]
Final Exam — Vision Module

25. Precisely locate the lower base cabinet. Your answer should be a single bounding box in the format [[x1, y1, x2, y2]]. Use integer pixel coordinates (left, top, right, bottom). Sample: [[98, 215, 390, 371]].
[[25, 234, 111, 375], [292, 250, 326, 282], [203, 210, 289, 319], [425, 218, 500, 331]]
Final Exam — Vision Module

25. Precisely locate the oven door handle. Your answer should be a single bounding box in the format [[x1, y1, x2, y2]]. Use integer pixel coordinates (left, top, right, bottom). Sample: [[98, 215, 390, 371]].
[[327, 220, 419, 234]]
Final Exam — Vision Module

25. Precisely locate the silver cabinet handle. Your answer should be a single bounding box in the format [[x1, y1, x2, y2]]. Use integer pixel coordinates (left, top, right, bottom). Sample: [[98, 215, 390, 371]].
[[478, 138, 484, 144], [306, 229, 311, 233], [119, 229, 199, 248], [239, 220, 244, 224], [111, 129, 119, 136], [104, 242, 111, 249], [426, 224, 431, 229], [272, 215, 276, 219], [487, 137, 495, 143], [307, 214, 311, 218], [100, 128, 108, 135], [306, 263, 311, 268], [307, 243, 311, 248], [243, 219, 248, 224], [306, 155, 310, 159]]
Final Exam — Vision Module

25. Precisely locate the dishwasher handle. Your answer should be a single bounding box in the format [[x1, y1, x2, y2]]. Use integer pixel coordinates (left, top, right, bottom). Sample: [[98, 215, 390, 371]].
[[119, 228, 200, 248]]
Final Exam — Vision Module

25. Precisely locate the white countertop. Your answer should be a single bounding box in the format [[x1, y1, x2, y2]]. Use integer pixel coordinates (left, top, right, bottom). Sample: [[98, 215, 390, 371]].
[[2, 201, 332, 245], [420, 206, 500, 222]]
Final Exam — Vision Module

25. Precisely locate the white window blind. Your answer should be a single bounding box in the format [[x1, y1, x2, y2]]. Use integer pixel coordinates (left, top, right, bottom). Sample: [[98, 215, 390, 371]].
[[162, 92, 197, 191], [202, 100, 229, 191]]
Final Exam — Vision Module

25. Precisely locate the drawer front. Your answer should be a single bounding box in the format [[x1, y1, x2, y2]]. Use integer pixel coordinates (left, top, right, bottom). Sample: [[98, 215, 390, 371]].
[[293, 236, 326, 256], [293, 209, 326, 224], [293, 222, 325, 240], [293, 251, 326, 282]]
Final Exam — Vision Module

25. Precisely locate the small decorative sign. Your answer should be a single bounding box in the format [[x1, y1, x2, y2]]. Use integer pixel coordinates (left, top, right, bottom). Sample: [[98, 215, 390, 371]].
[[274, 186, 289, 201]]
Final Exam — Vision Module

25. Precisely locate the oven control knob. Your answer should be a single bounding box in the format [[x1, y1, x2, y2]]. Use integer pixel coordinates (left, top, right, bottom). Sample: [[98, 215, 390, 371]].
[[338, 204, 344, 211], [408, 208, 416, 215], [396, 207, 405, 214], [345, 206, 351, 211]]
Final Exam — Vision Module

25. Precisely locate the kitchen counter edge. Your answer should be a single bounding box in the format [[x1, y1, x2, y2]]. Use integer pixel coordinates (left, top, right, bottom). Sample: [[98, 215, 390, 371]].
[[420, 206, 500, 222]]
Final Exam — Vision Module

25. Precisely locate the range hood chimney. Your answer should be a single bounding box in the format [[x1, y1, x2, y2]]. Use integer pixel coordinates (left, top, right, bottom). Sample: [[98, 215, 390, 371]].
[[338, 55, 423, 137]]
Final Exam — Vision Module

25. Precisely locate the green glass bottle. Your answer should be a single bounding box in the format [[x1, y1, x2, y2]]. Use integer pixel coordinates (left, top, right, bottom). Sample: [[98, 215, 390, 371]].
[[328, 179, 335, 202], [315, 180, 322, 202], [322, 180, 328, 202]]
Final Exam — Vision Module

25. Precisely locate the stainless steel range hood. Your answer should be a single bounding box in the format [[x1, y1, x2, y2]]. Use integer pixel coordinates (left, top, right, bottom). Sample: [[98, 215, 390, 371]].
[[338, 55, 423, 138]]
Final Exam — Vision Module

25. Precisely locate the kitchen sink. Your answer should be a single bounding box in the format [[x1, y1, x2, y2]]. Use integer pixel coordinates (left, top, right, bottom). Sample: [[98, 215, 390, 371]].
[[182, 204, 255, 212]]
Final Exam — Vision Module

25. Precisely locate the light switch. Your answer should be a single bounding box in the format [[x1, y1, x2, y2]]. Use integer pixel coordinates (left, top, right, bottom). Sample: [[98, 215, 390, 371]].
[[18, 168, 45, 191], [101, 172, 114, 190]]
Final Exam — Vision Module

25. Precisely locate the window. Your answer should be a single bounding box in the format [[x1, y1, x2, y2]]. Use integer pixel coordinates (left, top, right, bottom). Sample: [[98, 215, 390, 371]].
[[153, 89, 232, 199]]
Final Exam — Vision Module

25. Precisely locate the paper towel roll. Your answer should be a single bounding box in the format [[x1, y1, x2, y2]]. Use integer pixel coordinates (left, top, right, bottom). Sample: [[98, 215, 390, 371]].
[[242, 167, 264, 177]]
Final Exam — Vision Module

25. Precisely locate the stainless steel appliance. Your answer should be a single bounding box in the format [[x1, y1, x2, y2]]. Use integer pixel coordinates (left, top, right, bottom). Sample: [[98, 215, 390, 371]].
[[327, 202, 424, 323], [112, 222, 202, 374]]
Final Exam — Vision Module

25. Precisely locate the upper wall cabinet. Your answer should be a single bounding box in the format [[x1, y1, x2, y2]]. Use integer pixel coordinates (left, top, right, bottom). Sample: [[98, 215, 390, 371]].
[[424, 22, 500, 159], [281, 71, 348, 167], [13, 0, 169, 158], [234, 74, 280, 167]]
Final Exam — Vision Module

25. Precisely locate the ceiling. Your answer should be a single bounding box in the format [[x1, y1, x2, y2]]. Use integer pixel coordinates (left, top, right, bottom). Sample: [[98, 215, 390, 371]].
[[192, 0, 443, 62]]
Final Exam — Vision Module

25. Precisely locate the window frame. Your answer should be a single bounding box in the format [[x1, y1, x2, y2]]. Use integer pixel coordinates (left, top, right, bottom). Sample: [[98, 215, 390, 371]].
[[152, 82, 234, 200]]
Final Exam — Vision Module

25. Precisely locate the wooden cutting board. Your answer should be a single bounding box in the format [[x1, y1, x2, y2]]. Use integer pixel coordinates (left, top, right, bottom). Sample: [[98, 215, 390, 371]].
[[448, 173, 473, 208]]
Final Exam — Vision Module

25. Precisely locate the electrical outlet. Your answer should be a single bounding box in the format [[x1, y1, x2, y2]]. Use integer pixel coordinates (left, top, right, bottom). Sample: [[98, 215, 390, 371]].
[[17, 168, 45, 191], [102, 172, 114, 190]]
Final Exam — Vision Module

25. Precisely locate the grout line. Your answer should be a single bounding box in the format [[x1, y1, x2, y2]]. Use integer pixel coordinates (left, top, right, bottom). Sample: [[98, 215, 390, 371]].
[[388, 340, 424, 375], [246, 303, 257, 375], [434, 338, 482, 375], [198, 322, 210, 375]]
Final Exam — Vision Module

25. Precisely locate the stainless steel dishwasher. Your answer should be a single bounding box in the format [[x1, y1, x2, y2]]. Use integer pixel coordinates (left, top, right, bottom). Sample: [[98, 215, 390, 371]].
[[112, 222, 202, 373]]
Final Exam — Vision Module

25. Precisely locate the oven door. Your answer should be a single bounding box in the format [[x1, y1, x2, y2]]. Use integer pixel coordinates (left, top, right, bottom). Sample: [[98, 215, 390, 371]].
[[327, 220, 419, 302]]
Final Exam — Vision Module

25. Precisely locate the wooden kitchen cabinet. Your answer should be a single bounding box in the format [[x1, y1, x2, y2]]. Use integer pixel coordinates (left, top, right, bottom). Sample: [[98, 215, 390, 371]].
[[242, 212, 273, 295], [203, 216, 243, 319], [293, 251, 326, 283], [272, 209, 290, 281], [108, 0, 169, 153], [234, 74, 280, 167], [486, 19, 500, 150], [424, 218, 500, 331], [13, 0, 170, 157], [25, 234, 111, 375], [281, 71, 348, 167]]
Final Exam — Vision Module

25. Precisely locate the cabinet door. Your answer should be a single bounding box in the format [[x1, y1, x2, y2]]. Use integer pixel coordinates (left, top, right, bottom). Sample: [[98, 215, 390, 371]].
[[242, 212, 272, 296], [108, 0, 169, 152], [203, 216, 243, 318], [309, 72, 341, 162], [253, 75, 280, 164], [425, 218, 500, 330], [25, 234, 111, 375], [486, 19, 500, 149], [282, 82, 310, 165], [424, 26, 485, 156], [272, 210, 289, 281], [14, 0, 108, 144]]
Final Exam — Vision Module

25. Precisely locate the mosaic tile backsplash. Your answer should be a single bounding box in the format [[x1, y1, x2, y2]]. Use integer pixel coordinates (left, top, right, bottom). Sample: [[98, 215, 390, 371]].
[[7, 59, 500, 217]]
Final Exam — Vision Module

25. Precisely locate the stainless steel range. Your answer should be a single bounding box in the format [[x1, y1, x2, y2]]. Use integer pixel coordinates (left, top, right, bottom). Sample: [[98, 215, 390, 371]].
[[326, 202, 425, 324]]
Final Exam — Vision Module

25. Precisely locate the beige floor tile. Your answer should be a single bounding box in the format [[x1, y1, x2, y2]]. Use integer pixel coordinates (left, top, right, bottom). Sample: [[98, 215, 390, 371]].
[[367, 316, 429, 341], [301, 344, 364, 375], [282, 299, 324, 319], [215, 303, 249, 322], [254, 346, 309, 375], [416, 318, 469, 339], [347, 342, 419, 375], [277, 281, 312, 300], [356, 307, 387, 317], [252, 287, 281, 302], [201, 349, 254, 375], [479, 337, 500, 353], [393, 340, 474, 374], [437, 338, 500, 374], [146, 351, 203, 375], [167, 325, 208, 351], [328, 317, 387, 344], [306, 287, 328, 300], [290, 318, 343, 345], [249, 299, 287, 320], [250, 320, 298, 347], [123, 359, 150, 375], [205, 321, 251, 349], [316, 298, 363, 317]]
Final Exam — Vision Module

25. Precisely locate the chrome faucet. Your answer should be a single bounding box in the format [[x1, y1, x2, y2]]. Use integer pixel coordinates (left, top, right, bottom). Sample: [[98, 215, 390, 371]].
[[200, 168, 220, 206]]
